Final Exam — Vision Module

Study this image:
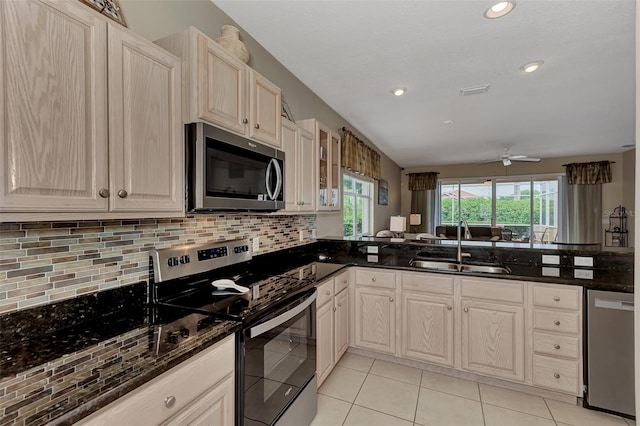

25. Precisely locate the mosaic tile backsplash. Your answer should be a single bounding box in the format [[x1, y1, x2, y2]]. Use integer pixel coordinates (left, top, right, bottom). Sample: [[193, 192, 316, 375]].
[[0, 214, 316, 314]]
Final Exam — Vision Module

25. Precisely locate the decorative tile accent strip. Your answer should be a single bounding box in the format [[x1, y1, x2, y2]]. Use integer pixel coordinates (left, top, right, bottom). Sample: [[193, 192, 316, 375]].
[[0, 214, 316, 314]]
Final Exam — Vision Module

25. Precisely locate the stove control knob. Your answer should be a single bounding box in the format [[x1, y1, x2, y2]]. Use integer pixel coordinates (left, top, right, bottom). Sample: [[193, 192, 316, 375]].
[[167, 332, 179, 345], [180, 328, 190, 338], [180, 255, 190, 264], [167, 257, 180, 267]]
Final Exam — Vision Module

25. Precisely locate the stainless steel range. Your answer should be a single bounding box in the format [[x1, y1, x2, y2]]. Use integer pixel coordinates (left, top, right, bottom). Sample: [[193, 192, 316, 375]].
[[149, 239, 334, 426]]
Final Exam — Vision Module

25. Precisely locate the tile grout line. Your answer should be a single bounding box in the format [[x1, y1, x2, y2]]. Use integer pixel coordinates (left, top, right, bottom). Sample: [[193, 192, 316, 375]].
[[413, 370, 423, 424], [543, 397, 560, 425], [478, 382, 487, 426]]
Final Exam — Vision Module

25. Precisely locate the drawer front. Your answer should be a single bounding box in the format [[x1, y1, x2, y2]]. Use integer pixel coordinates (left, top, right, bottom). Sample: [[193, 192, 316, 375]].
[[334, 270, 350, 294], [460, 278, 524, 303], [317, 279, 334, 307], [533, 332, 580, 359], [355, 269, 396, 289], [533, 285, 581, 310], [532, 354, 580, 395], [401, 272, 454, 295], [533, 309, 580, 334]]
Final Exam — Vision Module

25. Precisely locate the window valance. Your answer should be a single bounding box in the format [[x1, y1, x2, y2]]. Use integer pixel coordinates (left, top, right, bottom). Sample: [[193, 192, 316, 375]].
[[408, 172, 439, 191], [341, 128, 381, 180], [564, 161, 612, 185]]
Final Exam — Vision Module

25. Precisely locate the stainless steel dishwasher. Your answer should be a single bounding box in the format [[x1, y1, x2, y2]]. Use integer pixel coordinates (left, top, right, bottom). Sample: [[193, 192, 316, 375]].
[[586, 289, 635, 417]]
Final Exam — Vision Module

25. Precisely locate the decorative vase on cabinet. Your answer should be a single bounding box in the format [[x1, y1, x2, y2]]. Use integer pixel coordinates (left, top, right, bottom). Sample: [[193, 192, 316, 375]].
[[214, 25, 249, 63]]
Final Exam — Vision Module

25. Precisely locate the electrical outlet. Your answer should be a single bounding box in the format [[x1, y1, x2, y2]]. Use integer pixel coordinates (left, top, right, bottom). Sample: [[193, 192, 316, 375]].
[[252, 237, 260, 252], [252, 284, 259, 299], [299, 230, 304, 241], [574, 256, 593, 267], [542, 255, 560, 265]]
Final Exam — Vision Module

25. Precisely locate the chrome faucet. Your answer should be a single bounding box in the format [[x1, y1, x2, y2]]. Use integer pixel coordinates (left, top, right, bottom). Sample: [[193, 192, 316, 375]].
[[457, 220, 472, 263]]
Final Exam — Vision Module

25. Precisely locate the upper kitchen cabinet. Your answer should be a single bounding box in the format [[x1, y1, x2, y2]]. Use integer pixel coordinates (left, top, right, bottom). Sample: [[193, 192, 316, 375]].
[[281, 119, 315, 212], [0, 0, 183, 221], [156, 27, 282, 148], [298, 119, 341, 211]]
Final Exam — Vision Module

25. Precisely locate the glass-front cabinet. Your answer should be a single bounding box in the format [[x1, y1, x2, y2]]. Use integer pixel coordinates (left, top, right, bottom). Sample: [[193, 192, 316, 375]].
[[298, 119, 341, 211]]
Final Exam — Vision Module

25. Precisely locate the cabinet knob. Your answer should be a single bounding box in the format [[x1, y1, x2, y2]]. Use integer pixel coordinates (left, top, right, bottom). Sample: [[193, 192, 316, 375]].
[[554, 320, 561, 326], [243, 118, 248, 124], [389, 297, 394, 302], [553, 296, 560, 302], [117, 189, 128, 198], [371, 277, 376, 282], [164, 395, 176, 408], [300, 201, 305, 205], [255, 123, 260, 129], [98, 188, 109, 198], [554, 373, 560, 379], [343, 280, 347, 284], [447, 305, 453, 310], [464, 307, 469, 312], [554, 344, 561, 350], [333, 307, 336, 312], [326, 291, 331, 295], [338, 303, 342, 307]]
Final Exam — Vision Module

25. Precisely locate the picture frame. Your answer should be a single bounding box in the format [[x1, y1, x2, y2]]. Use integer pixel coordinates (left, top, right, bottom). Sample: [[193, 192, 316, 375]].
[[378, 179, 388, 205], [281, 100, 294, 122], [78, 0, 127, 27]]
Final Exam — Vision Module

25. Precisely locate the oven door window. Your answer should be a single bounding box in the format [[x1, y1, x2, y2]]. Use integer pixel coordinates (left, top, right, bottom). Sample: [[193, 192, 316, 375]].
[[206, 138, 283, 201], [243, 302, 316, 425]]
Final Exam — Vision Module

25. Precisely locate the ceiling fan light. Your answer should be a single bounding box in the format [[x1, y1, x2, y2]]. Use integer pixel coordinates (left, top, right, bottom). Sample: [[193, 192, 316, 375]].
[[484, 1, 515, 18]]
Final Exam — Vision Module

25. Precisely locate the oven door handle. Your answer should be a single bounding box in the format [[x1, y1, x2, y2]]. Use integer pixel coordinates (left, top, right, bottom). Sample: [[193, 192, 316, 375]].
[[247, 290, 317, 338]]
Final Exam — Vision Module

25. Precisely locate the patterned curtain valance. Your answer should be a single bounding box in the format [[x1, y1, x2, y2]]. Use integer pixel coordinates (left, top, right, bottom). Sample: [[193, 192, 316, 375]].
[[408, 172, 439, 191], [341, 128, 381, 180], [565, 161, 612, 185]]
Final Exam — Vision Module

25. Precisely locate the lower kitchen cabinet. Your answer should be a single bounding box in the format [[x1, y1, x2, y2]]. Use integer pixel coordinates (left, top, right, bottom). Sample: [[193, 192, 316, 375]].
[[77, 335, 234, 426], [354, 286, 396, 354], [316, 270, 351, 386]]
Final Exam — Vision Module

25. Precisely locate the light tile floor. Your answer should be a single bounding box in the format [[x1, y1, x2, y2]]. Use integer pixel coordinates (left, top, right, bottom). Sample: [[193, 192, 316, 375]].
[[311, 353, 635, 426]]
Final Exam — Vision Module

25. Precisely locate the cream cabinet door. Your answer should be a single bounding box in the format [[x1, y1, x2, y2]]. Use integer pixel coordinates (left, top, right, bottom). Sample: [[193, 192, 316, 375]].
[[354, 287, 396, 354], [197, 34, 247, 135], [0, 0, 108, 212], [461, 300, 525, 382], [316, 300, 335, 386], [297, 128, 316, 211], [401, 293, 454, 367], [281, 120, 298, 211], [248, 70, 281, 148], [334, 288, 349, 361], [108, 24, 183, 212], [163, 374, 234, 426]]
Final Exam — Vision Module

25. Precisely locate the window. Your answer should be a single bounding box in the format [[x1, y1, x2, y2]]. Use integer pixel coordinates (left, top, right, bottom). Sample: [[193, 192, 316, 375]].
[[437, 175, 560, 244], [343, 173, 373, 237]]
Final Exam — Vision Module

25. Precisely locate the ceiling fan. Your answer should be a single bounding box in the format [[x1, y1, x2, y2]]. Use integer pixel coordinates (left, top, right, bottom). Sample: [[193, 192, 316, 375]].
[[486, 149, 541, 166]]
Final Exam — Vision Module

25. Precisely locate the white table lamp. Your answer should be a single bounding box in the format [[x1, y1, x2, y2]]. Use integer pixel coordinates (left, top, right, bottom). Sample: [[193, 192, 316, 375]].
[[410, 214, 421, 232], [390, 216, 407, 238]]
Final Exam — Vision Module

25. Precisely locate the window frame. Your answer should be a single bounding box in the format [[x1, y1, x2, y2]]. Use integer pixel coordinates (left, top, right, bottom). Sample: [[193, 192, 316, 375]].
[[342, 171, 374, 238]]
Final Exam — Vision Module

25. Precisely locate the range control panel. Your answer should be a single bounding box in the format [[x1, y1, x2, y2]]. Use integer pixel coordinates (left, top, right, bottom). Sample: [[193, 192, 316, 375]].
[[151, 239, 252, 283]]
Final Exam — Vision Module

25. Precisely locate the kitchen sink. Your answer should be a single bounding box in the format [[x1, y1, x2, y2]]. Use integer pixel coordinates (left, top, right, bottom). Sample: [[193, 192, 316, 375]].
[[409, 259, 511, 275]]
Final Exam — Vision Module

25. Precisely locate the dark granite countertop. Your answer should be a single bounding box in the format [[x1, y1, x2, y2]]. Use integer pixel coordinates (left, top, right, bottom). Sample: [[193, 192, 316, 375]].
[[0, 240, 632, 425]]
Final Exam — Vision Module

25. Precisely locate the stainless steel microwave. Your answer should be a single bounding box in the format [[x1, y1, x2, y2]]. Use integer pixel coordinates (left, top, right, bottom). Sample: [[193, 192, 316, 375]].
[[185, 123, 285, 211]]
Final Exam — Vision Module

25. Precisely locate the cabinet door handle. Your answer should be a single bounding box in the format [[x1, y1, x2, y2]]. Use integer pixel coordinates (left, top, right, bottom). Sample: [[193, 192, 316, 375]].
[[333, 307, 336, 312], [338, 303, 342, 307], [554, 344, 561, 350], [243, 118, 248, 124], [117, 189, 128, 198], [98, 188, 109, 198], [164, 395, 176, 408], [389, 297, 393, 302], [371, 277, 376, 282], [553, 296, 560, 302], [255, 123, 260, 129], [300, 201, 305, 205], [326, 291, 330, 296], [554, 320, 561, 326], [464, 307, 469, 312], [554, 373, 560, 379], [447, 305, 453, 310]]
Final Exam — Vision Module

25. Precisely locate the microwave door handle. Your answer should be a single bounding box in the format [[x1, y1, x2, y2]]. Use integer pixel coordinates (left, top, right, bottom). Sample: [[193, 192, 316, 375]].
[[265, 159, 275, 200], [272, 159, 283, 200]]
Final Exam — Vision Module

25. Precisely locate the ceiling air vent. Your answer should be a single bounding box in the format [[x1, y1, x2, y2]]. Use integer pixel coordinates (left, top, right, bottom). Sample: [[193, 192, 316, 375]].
[[459, 84, 490, 96]]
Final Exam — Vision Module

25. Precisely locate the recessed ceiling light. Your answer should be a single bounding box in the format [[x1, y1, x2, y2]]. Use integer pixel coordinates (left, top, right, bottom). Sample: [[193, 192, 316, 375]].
[[484, 1, 515, 19], [520, 60, 544, 73], [393, 87, 407, 96]]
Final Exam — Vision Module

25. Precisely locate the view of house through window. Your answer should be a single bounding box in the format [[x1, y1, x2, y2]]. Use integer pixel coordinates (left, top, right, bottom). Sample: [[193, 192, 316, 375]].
[[343, 173, 373, 237], [438, 176, 559, 243]]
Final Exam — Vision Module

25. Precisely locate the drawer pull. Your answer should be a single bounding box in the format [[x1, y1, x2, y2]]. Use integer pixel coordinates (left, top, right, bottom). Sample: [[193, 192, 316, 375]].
[[554, 296, 561, 302], [164, 395, 176, 408], [447, 305, 453, 310], [554, 344, 561, 350], [326, 291, 331, 295], [554, 373, 560, 379], [389, 297, 394, 302], [554, 320, 561, 326], [371, 277, 376, 282], [464, 307, 469, 312]]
